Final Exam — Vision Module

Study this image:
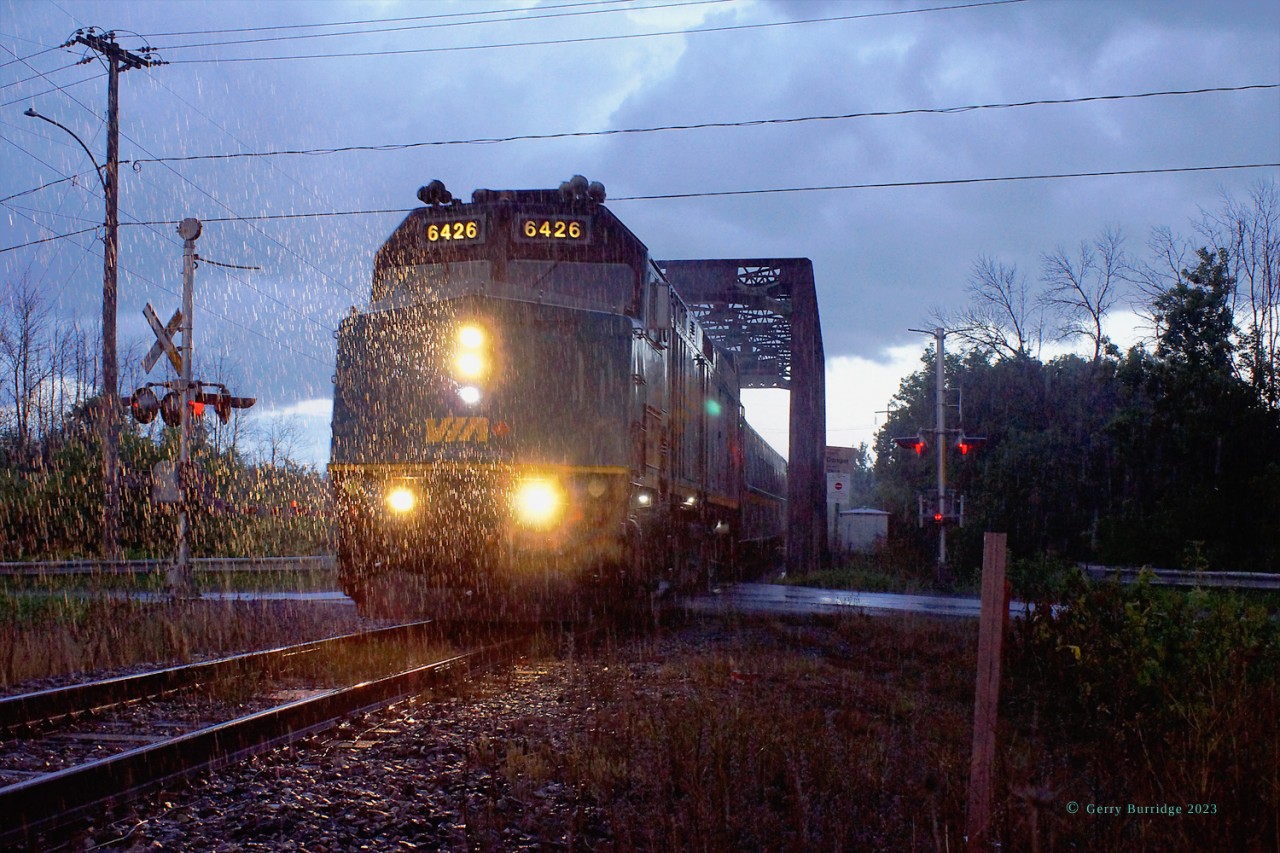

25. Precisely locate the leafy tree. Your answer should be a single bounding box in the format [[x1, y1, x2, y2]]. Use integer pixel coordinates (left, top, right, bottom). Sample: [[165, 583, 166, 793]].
[[878, 243, 1280, 574], [1151, 248, 1235, 375]]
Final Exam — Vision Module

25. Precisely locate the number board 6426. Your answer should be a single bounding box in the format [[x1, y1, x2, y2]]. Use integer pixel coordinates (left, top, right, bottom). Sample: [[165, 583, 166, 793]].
[[424, 218, 484, 244], [515, 217, 590, 243]]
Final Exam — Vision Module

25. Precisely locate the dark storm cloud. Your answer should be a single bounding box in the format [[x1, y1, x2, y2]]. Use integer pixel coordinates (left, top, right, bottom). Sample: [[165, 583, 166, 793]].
[[2, 0, 1277, 462]]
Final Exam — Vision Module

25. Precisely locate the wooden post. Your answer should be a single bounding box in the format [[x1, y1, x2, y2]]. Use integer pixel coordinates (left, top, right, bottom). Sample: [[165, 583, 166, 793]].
[[966, 532, 1008, 851]]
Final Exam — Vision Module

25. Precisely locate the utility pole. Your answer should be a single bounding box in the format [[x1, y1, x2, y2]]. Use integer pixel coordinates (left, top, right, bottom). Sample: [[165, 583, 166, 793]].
[[65, 28, 159, 561]]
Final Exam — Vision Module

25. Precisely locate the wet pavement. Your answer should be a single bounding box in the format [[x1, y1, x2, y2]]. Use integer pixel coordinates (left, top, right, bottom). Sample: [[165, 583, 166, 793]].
[[683, 582, 1028, 619], [9, 584, 1035, 619], [188, 585, 1023, 619]]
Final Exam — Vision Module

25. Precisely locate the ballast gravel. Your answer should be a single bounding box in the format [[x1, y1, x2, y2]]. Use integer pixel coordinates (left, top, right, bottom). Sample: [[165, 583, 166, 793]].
[[98, 653, 616, 851]]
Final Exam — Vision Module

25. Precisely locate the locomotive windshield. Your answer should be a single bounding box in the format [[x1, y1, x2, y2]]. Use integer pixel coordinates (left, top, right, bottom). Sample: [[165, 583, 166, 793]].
[[374, 259, 632, 316]]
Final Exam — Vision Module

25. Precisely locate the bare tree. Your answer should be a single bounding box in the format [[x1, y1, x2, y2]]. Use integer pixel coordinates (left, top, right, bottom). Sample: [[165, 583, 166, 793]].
[[1040, 226, 1130, 360], [201, 350, 250, 457], [1133, 226, 1196, 298], [1197, 180, 1280, 406], [256, 413, 305, 469], [0, 276, 54, 460], [940, 255, 1042, 359]]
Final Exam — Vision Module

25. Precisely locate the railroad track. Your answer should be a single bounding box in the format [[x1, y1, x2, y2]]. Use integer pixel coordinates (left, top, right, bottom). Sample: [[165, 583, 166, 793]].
[[0, 621, 539, 849]]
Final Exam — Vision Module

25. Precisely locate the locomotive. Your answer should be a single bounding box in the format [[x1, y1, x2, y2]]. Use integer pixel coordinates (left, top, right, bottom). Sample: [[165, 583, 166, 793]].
[[329, 176, 786, 618]]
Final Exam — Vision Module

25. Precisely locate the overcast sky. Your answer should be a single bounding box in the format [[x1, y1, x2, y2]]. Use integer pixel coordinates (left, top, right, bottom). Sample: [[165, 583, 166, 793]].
[[2, 0, 1277, 465]]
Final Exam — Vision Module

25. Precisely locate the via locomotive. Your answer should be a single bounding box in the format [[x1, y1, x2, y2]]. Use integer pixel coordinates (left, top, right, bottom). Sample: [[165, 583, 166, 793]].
[[329, 176, 786, 618]]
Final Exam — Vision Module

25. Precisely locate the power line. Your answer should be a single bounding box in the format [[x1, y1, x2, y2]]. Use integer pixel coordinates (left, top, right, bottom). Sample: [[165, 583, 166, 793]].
[[0, 174, 77, 203], [610, 163, 1280, 202], [0, 181, 333, 365], [8, 47, 357, 339], [0, 73, 104, 109], [116, 161, 1280, 226], [0, 44, 59, 69], [0, 226, 98, 254], [8, 77, 1270, 226], [133, 65, 374, 304], [124, 83, 1278, 167], [0, 61, 87, 91], [151, 0, 730, 50], [3, 201, 100, 225], [5, 53, 342, 359], [137, 0, 640, 38], [0, 39, 106, 114], [164, 0, 1027, 64]]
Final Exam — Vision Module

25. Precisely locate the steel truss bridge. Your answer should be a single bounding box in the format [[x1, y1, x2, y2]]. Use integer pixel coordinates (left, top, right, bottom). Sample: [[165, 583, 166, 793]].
[[659, 259, 825, 575]]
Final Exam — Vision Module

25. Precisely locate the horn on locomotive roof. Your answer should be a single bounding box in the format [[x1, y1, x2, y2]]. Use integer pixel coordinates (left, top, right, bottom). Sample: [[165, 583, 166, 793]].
[[558, 174, 606, 204], [417, 179, 453, 206]]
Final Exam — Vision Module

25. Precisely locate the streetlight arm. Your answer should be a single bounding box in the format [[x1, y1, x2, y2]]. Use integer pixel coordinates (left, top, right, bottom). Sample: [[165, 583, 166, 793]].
[[23, 107, 107, 193]]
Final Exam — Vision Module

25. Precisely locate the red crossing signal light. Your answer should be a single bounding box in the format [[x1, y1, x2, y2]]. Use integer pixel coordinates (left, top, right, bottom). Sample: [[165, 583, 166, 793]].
[[894, 433, 928, 455]]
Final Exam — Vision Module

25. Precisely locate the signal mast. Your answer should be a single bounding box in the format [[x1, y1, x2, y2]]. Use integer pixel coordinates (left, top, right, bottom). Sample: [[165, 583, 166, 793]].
[[894, 327, 985, 583]]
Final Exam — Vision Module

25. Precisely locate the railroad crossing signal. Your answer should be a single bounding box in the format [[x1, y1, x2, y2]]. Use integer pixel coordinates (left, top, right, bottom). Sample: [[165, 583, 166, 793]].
[[126, 382, 256, 426], [956, 433, 987, 455], [142, 302, 182, 375], [129, 386, 160, 424], [894, 432, 929, 455]]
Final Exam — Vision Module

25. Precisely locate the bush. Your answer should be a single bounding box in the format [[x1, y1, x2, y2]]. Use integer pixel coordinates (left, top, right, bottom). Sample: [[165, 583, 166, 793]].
[[1007, 573, 1279, 848]]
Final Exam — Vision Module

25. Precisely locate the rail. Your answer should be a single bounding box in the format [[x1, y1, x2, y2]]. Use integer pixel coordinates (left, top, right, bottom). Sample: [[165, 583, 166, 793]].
[[0, 619, 434, 730], [0, 629, 534, 848], [0, 555, 336, 576]]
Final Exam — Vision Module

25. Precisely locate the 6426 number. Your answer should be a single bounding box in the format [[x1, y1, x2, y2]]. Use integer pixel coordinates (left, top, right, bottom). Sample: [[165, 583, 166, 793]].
[[522, 218, 584, 240], [426, 220, 480, 242]]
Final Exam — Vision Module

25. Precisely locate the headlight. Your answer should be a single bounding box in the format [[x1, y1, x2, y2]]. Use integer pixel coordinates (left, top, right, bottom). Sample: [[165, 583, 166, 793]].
[[512, 478, 564, 529], [453, 323, 489, 380], [453, 352, 486, 379], [458, 324, 485, 349], [386, 485, 417, 513]]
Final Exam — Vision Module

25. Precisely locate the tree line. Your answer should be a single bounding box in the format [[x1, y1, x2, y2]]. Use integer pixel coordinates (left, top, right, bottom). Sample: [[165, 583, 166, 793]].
[[873, 181, 1280, 574], [0, 277, 329, 560]]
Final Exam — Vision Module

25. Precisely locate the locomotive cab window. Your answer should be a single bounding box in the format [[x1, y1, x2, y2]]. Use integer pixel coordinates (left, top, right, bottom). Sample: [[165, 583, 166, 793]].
[[373, 260, 493, 305]]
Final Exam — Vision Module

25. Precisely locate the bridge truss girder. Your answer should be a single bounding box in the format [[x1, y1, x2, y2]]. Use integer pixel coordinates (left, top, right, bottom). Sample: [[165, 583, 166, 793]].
[[658, 258, 825, 576]]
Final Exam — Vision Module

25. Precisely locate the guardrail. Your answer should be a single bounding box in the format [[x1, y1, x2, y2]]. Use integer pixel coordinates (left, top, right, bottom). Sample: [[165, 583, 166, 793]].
[[1079, 564, 1280, 591], [0, 555, 336, 576]]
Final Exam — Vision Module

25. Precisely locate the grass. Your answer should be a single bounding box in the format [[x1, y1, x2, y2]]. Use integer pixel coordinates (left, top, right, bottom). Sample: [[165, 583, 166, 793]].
[[0, 597, 370, 690], [780, 547, 981, 596], [559, 615, 978, 851], [464, 607, 1276, 851], [0, 567, 339, 605], [4, 558, 1273, 850]]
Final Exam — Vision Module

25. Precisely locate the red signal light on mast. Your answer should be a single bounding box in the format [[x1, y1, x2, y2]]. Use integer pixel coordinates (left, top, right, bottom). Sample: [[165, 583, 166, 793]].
[[955, 434, 987, 455], [894, 432, 928, 455]]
